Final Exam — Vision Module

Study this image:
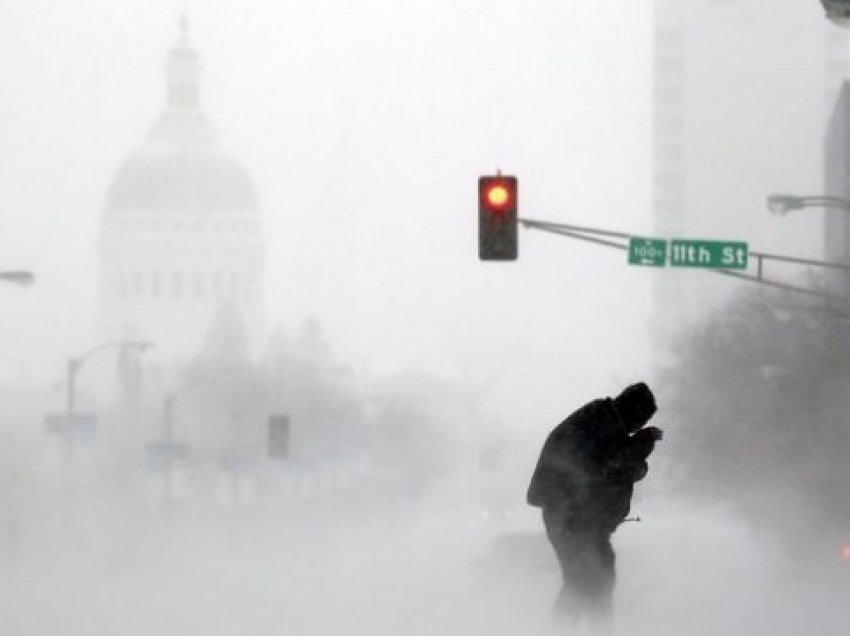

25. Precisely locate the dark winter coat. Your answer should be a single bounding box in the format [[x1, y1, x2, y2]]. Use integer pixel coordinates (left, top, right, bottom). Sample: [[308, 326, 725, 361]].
[[527, 398, 658, 534]]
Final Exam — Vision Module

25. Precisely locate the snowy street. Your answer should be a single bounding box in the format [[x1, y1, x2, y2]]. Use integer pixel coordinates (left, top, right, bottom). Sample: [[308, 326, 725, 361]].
[[1, 490, 847, 636]]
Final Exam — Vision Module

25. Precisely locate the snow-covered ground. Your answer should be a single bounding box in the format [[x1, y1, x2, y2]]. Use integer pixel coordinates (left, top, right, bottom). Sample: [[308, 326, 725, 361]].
[[0, 486, 847, 636]]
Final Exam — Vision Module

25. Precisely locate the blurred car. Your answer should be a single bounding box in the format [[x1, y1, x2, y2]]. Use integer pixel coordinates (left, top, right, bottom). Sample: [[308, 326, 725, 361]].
[[471, 531, 555, 575]]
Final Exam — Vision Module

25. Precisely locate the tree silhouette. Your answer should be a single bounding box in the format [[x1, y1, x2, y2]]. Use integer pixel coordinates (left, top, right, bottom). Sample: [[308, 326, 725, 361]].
[[660, 288, 850, 542]]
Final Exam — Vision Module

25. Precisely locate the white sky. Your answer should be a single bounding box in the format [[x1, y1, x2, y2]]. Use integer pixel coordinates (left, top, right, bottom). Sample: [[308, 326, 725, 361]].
[[0, 1, 655, 419]]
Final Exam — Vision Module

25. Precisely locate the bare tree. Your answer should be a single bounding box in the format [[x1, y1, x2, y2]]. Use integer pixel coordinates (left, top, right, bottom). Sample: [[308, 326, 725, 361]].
[[660, 287, 850, 544]]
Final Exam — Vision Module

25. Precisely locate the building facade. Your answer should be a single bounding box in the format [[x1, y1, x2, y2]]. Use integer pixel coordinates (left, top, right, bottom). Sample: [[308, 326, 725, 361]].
[[824, 80, 850, 297], [98, 19, 266, 369], [652, 0, 847, 335]]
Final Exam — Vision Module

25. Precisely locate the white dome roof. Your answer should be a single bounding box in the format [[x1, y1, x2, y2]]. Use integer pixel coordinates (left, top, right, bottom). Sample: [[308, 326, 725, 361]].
[[105, 137, 259, 216], [103, 18, 259, 218]]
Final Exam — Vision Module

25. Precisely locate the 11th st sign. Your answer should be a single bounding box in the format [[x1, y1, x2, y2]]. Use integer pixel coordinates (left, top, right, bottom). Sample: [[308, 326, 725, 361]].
[[670, 239, 748, 269], [628, 236, 748, 270]]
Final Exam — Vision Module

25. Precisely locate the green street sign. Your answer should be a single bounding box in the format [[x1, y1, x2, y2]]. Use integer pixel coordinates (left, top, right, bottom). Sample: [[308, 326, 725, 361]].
[[670, 239, 748, 269], [628, 236, 667, 267]]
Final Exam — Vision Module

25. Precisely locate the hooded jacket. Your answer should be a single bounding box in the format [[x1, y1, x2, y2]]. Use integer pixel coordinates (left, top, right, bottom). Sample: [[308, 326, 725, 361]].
[[527, 387, 659, 533]]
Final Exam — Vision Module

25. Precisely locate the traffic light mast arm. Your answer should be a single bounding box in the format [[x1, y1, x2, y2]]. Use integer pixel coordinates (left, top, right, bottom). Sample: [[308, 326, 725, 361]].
[[519, 218, 630, 252], [518, 217, 850, 310], [714, 268, 848, 308]]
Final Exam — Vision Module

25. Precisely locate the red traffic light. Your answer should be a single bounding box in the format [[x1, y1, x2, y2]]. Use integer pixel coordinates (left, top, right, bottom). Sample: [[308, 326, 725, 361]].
[[478, 175, 518, 260], [480, 178, 515, 214], [485, 183, 510, 209]]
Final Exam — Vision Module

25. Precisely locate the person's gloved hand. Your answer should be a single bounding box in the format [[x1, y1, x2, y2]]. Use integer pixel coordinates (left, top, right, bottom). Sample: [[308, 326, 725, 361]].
[[630, 426, 662, 453]]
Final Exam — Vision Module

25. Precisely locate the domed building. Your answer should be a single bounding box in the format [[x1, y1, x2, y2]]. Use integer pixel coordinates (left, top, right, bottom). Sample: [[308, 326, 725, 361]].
[[98, 19, 266, 368]]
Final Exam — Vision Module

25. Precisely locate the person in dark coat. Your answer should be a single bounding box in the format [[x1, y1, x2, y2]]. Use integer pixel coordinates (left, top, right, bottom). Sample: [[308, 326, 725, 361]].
[[527, 382, 662, 628]]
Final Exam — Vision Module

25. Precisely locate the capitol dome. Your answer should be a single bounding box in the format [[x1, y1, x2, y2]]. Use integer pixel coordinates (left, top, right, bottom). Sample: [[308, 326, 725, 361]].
[[105, 140, 259, 216], [103, 16, 259, 218], [97, 17, 266, 365]]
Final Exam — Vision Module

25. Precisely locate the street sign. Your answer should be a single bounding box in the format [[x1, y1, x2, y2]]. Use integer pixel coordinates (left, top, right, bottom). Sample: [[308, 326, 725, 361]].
[[628, 237, 667, 267], [43, 413, 98, 442], [669, 239, 748, 269]]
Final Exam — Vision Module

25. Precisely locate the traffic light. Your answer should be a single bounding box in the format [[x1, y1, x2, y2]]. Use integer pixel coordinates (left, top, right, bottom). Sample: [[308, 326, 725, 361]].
[[479, 175, 518, 260], [268, 415, 290, 460]]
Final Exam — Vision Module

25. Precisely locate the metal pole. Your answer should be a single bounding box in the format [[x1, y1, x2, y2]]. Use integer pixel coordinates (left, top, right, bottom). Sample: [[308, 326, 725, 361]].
[[61, 340, 152, 465], [66, 359, 77, 417], [64, 358, 79, 462], [518, 216, 850, 312], [163, 393, 175, 504]]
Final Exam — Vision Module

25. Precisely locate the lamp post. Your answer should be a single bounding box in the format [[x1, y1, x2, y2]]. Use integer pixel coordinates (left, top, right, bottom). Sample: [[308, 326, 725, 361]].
[[766, 194, 850, 215], [64, 340, 152, 458], [766, 192, 850, 290], [67, 340, 152, 417], [767, 192, 850, 349], [0, 271, 34, 286]]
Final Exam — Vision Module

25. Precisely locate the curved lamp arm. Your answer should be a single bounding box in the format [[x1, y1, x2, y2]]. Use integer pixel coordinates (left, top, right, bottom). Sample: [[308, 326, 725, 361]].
[[0, 271, 34, 286], [67, 340, 153, 415], [767, 194, 850, 215]]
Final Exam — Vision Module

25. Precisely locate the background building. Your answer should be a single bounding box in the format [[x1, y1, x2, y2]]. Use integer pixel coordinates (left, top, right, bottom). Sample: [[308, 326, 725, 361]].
[[824, 81, 850, 298], [652, 0, 848, 338], [97, 18, 266, 371]]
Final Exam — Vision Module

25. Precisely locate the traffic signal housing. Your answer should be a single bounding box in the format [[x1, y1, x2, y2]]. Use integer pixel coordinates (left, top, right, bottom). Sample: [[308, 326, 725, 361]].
[[479, 175, 518, 261], [268, 415, 290, 460]]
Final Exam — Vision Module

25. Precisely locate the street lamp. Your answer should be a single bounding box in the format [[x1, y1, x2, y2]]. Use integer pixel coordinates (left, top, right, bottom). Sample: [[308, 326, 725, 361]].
[[766, 194, 850, 215], [65, 340, 153, 454], [767, 191, 850, 313], [0, 271, 34, 286]]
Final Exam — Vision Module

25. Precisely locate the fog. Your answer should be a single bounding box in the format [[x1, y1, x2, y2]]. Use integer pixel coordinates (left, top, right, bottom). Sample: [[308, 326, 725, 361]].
[[1, 1, 849, 634]]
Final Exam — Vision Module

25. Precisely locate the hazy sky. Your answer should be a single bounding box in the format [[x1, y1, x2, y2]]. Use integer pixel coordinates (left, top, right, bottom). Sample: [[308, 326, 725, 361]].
[[0, 1, 655, 420]]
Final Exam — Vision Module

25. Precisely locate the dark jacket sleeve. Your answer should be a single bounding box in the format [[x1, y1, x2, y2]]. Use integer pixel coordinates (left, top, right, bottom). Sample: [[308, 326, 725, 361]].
[[589, 426, 662, 531], [605, 426, 661, 483]]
